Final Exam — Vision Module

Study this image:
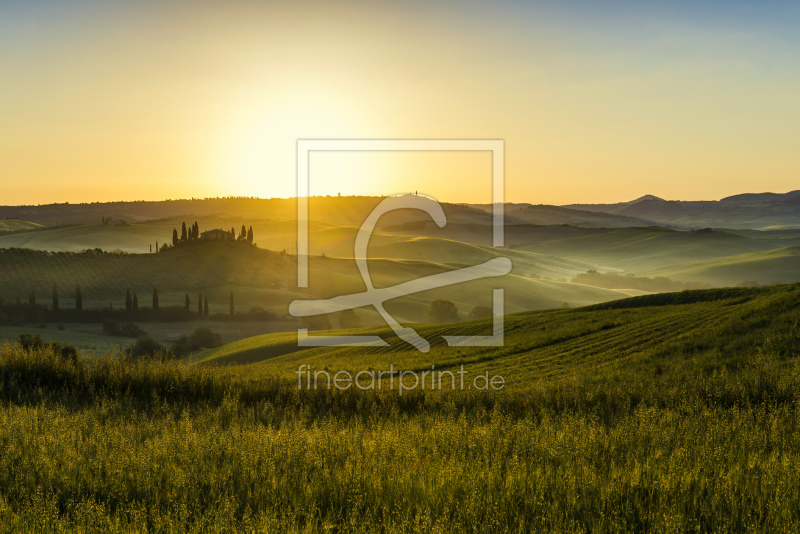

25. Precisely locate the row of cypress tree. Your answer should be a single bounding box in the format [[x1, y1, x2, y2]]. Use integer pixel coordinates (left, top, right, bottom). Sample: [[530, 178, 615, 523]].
[[30, 285, 236, 317]]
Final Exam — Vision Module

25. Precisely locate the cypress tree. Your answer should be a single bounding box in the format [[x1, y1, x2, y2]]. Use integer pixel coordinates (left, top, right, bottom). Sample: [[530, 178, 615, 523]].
[[75, 285, 82, 311], [204, 297, 209, 318], [185, 294, 190, 310], [52, 284, 59, 312], [240, 225, 246, 240], [181, 222, 187, 242], [247, 226, 253, 244], [156, 241, 159, 253], [230, 291, 234, 316], [152, 287, 159, 310], [125, 289, 132, 312], [172, 228, 179, 246], [133, 293, 138, 312]]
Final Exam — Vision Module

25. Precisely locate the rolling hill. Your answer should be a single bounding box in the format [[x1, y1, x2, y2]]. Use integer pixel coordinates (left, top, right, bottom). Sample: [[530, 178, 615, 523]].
[[522, 226, 782, 273], [195, 283, 800, 389], [645, 245, 800, 286], [0, 240, 636, 326]]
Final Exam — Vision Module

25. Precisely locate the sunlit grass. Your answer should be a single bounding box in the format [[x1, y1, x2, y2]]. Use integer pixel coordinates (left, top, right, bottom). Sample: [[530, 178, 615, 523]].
[[0, 284, 799, 531]]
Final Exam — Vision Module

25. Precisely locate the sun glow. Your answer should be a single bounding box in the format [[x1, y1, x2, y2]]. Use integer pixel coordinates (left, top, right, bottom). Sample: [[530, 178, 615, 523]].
[[217, 89, 372, 199]]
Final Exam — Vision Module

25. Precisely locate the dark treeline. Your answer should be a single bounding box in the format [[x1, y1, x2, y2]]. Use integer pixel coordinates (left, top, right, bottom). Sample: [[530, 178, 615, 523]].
[[0, 286, 276, 325]]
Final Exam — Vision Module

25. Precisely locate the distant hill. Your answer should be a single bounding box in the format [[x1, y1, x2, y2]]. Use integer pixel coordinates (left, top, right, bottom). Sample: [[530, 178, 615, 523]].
[[2, 190, 798, 231], [466, 203, 659, 228], [565, 190, 800, 230]]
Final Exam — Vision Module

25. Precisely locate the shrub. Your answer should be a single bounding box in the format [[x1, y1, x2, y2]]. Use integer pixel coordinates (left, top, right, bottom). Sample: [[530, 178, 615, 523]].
[[17, 334, 79, 364], [58, 344, 79, 365], [188, 327, 222, 349], [469, 305, 493, 320], [102, 318, 121, 336], [19, 333, 44, 350], [130, 336, 166, 359], [120, 323, 146, 338], [103, 319, 146, 338], [429, 299, 460, 323], [173, 327, 223, 355]]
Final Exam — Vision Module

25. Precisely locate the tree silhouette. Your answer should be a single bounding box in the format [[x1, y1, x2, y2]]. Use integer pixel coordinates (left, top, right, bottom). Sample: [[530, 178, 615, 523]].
[[133, 293, 138, 312], [181, 222, 187, 242], [125, 289, 132, 312], [247, 226, 253, 244], [429, 299, 459, 323], [185, 294, 190, 310], [469, 305, 492, 320], [52, 284, 59, 312], [239, 225, 246, 240], [152, 287, 159, 310], [203, 297, 209, 318], [172, 228, 179, 246], [75, 285, 82, 311]]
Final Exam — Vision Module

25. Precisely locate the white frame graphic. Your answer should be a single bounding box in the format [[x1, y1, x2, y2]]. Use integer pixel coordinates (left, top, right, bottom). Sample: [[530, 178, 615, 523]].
[[293, 139, 506, 350]]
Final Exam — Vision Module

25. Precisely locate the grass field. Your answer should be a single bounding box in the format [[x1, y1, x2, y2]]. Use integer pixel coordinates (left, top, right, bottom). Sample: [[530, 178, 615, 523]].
[[0, 325, 134, 356], [0, 320, 300, 356], [0, 219, 42, 232], [1, 283, 799, 531]]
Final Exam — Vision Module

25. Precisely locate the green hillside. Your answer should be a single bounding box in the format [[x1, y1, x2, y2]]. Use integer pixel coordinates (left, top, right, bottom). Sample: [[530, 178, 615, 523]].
[[646, 245, 800, 286], [197, 283, 800, 389]]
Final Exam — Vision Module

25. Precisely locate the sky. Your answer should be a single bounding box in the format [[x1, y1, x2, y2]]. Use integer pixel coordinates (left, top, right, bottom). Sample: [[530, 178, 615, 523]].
[[1, 0, 799, 205]]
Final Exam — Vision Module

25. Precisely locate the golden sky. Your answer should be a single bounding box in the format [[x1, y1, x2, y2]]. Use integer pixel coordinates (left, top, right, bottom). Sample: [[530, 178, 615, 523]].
[[1, 0, 799, 205]]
